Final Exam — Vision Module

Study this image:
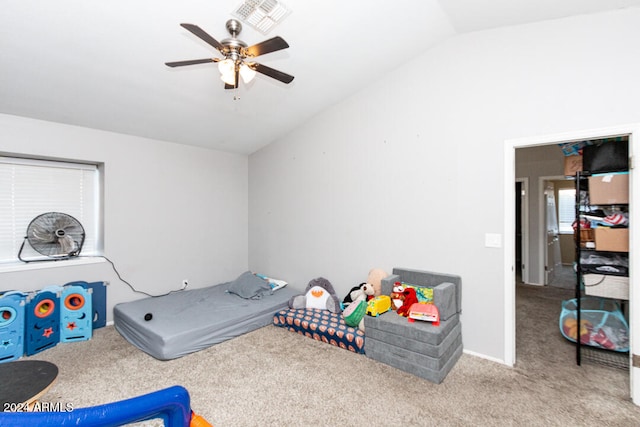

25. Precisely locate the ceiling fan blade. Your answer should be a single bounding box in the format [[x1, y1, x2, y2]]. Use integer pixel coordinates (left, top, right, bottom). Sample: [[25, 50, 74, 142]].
[[180, 23, 225, 52], [252, 63, 294, 84], [165, 58, 217, 68], [244, 36, 289, 57]]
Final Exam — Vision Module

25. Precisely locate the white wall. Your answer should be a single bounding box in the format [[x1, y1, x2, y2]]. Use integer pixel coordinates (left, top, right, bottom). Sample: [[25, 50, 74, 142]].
[[248, 9, 640, 362], [0, 114, 248, 322]]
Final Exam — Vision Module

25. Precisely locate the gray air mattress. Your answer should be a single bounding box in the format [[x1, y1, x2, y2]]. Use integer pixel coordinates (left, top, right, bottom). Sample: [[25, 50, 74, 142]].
[[114, 281, 299, 360]]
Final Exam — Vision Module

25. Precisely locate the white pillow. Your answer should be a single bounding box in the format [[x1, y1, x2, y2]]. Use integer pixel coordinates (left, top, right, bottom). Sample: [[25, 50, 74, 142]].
[[255, 274, 288, 291]]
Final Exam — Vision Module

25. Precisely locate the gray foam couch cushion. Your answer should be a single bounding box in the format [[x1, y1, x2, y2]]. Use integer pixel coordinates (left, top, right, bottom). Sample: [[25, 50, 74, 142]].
[[366, 268, 463, 383], [366, 337, 463, 384], [365, 313, 460, 355]]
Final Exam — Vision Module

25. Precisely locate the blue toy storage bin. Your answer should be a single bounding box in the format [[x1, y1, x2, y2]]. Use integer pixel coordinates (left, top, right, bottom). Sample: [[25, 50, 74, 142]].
[[0, 291, 26, 363], [25, 286, 62, 356], [60, 284, 93, 342], [559, 297, 629, 352]]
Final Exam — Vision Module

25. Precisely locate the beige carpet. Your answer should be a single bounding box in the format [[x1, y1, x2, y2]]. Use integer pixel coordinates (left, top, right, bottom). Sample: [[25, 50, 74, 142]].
[[27, 284, 640, 426], [548, 264, 576, 290]]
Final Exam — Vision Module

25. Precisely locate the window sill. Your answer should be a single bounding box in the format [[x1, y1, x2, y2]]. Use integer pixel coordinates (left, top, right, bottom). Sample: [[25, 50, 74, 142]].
[[0, 256, 106, 273]]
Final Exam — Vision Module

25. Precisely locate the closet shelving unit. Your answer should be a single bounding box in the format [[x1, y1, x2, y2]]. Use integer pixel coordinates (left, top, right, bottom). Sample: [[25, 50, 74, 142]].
[[574, 169, 629, 369]]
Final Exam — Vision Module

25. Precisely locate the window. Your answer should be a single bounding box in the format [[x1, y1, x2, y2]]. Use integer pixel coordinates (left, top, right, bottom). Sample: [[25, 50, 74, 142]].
[[0, 157, 101, 264], [557, 188, 576, 234]]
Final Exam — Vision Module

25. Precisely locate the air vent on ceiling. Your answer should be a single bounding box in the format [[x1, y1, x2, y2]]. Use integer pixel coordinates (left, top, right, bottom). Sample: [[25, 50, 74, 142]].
[[233, 0, 290, 34]]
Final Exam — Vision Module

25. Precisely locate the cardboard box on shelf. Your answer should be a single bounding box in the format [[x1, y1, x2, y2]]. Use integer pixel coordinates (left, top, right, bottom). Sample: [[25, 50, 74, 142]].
[[588, 173, 628, 205], [563, 155, 582, 176], [574, 228, 595, 248], [594, 227, 628, 252]]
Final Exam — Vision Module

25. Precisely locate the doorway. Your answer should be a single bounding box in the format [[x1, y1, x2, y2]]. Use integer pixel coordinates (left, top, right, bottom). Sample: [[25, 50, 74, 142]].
[[515, 177, 574, 287], [504, 123, 639, 405], [544, 177, 576, 290], [543, 179, 562, 285]]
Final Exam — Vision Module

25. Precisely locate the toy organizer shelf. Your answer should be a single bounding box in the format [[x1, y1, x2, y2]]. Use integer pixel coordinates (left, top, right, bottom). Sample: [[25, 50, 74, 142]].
[[0, 281, 107, 363], [573, 163, 630, 369]]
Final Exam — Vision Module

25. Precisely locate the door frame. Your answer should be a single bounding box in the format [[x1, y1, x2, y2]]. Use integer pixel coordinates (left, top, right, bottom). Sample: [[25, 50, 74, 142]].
[[516, 178, 530, 284], [504, 123, 639, 405], [539, 176, 565, 286]]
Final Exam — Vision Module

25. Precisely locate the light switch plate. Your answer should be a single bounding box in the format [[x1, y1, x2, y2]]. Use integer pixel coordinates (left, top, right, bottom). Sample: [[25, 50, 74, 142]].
[[485, 233, 502, 248]]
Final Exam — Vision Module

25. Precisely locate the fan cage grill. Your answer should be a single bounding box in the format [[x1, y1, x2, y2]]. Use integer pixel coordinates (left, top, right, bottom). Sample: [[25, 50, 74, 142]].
[[20, 212, 86, 261]]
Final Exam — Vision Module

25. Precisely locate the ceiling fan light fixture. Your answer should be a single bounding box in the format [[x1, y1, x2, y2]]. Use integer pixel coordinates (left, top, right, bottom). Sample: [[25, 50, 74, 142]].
[[239, 63, 256, 83], [218, 58, 234, 75], [218, 58, 236, 85], [220, 73, 236, 86]]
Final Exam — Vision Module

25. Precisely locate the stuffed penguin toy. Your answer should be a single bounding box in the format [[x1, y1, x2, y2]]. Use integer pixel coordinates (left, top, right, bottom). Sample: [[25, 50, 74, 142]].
[[288, 277, 342, 314]]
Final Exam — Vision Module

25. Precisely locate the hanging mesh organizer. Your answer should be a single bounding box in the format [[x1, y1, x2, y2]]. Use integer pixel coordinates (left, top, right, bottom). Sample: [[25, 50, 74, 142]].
[[559, 297, 629, 352]]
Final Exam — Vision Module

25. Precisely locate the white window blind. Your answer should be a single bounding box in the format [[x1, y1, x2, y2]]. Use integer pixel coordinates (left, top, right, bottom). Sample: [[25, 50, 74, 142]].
[[0, 157, 100, 263], [558, 188, 576, 234]]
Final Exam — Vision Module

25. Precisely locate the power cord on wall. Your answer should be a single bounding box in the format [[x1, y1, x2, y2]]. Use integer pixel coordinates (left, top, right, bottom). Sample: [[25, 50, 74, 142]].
[[84, 256, 183, 298]]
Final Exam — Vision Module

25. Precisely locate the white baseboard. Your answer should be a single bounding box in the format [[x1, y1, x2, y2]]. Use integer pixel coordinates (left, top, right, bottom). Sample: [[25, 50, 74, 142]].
[[463, 348, 509, 366]]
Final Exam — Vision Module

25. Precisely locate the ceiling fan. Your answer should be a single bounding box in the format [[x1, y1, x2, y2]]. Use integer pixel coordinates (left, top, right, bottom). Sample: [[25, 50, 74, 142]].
[[165, 19, 294, 89]]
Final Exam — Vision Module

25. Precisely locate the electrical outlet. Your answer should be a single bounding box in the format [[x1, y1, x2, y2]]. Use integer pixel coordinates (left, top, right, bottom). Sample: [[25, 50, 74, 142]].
[[181, 279, 189, 290]]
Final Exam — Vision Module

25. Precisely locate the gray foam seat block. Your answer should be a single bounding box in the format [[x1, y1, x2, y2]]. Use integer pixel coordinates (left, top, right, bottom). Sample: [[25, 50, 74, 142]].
[[370, 268, 463, 384], [367, 341, 463, 384], [366, 332, 462, 371], [431, 282, 457, 321], [365, 321, 461, 358], [364, 312, 459, 346]]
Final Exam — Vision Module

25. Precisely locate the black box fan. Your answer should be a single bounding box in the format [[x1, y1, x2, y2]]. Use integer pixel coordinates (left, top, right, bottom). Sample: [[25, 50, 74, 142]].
[[18, 212, 85, 262]]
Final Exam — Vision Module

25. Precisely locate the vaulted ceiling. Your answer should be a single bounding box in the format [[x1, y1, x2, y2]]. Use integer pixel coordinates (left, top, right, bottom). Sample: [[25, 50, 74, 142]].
[[2, 0, 640, 154]]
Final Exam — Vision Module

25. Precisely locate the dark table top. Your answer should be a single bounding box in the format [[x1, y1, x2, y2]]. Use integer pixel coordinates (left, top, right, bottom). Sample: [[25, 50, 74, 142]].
[[0, 360, 58, 409]]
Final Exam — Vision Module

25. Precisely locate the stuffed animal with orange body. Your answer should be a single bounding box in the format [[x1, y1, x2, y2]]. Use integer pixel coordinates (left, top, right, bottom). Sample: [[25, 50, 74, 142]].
[[390, 282, 405, 311], [397, 287, 419, 317]]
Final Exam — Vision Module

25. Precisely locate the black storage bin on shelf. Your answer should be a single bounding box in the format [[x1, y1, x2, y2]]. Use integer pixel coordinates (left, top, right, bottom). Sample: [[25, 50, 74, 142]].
[[582, 140, 628, 173]]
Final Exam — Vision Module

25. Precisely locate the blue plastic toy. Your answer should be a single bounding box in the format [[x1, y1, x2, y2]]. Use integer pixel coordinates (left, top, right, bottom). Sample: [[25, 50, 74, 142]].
[[0, 385, 211, 427], [60, 285, 93, 343], [65, 280, 108, 329], [25, 286, 62, 356], [0, 291, 26, 363]]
